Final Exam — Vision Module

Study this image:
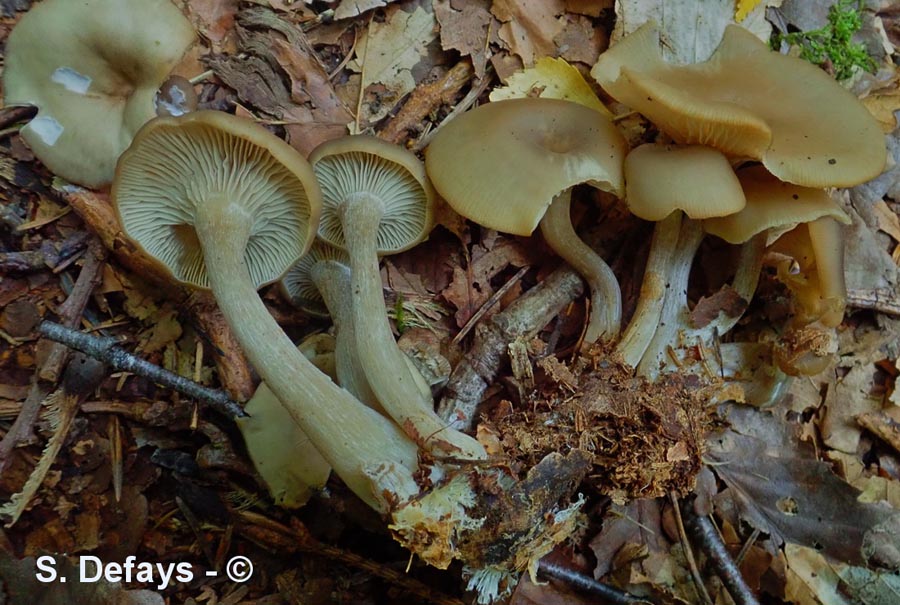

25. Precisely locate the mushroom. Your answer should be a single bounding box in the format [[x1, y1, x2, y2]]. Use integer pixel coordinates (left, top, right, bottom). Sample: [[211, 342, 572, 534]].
[[279, 240, 381, 409], [3, 0, 195, 187], [113, 111, 420, 510], [591, 21, 886, 188], [614, 144, 746, 370], [425, 98, 627, 345], [155, 75, 200, 118], [236, 333, 336, 508], [310, 135, 485, 460]]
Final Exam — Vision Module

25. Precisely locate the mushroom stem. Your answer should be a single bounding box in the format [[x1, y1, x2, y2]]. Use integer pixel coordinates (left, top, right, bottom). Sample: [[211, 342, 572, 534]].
[[193, 197, 420, 511], [713, 232, 765, 334], [614, 211, 682, 367], [539, 189, 621, 345], [807, 217, 846, 327], [311, 260, 381, 410], [637, 218, 704, 379], [338, 193, 486, 460]]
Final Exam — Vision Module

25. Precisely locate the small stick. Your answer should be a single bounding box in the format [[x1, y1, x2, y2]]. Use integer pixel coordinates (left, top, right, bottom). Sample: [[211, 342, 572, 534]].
[[452, 265, 529, 345], [683, 505, 761, 605], [413, 68, 494, 152], [537, 560, 652, 604], [669, 492, 714, 605], [37, 321, 247, 419]]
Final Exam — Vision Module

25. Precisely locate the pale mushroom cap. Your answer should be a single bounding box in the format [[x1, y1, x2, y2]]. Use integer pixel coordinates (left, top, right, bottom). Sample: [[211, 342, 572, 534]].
[[3, 0, 195, 188], [311, 135, 435, 255], [592, 22, 886, 188], [113, 111, 321, 289], [425, 98, 627, 236], [624, 144, 745, 221], [704, 166, 852, 244], [279, 240, 351, 317]]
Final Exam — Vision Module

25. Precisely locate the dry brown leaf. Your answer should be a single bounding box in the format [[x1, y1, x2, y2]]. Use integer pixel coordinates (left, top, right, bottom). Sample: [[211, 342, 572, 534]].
[[589, 499, 668, 578], [689, 285, 748, 329], [554, 13, 606, 65], [434, 0, 495, 78], [185, 0, 239, 53], [334, 0, 395, 20], [565, 0, 610, 17], [491, 0, 566, 66], [872, 199, 900, 242]]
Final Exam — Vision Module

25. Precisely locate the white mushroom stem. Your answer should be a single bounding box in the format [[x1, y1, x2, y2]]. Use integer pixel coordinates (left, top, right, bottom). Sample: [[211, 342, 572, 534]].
[[193, 197, 420, 512], [338, 193, 486, 460], [539, 189, 621, 346], [311, 260, 382, 411], [807, 217, 846, 327], [614, 211, 682, 367], [637, 223, 766, 380]]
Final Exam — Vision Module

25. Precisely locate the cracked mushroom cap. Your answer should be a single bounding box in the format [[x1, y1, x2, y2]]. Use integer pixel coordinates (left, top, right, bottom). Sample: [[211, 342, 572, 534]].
[[592, 22, 885, 188], [624, 144, 745, 221], [113, 111, 321, 289], [704, 166, 851, 244], [311, 135, 436, 254], [279, 241, 351, 317], [425, 98, 627, 236], [3, 0, 195, 188]]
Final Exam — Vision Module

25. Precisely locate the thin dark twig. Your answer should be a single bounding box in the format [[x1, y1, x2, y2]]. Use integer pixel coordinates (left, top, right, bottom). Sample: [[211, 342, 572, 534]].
[[452, 265, 529, 345], [37, 321, 247, 419], [683, 506, 761, 605], [537, 560, 653, 604], [670, 492, 714, 605]]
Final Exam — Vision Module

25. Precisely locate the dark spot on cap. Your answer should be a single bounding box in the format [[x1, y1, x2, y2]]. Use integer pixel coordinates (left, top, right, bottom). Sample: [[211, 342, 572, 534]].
[[792, 194, 799, 200], [828, 158, 837, 165]]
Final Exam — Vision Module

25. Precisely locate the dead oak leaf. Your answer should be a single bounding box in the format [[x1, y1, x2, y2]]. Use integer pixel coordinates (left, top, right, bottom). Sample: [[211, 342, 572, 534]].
[[491, 0, 566, 66], [434, 0, 495, 78], [554, 13, 606, 65], [334, 0, 396, 20], [185, 0, 239, 53], [689, 284, 748, 329]]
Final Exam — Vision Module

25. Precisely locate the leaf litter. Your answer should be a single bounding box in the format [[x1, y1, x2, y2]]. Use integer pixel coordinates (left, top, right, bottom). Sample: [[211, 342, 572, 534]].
[[0, 0, 900, 603]]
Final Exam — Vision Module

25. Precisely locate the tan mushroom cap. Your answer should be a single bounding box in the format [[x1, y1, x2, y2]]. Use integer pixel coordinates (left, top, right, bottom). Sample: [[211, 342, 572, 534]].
[[113, 111, 321, 289], [704, 166, 851, 244], [592, 22, 886, 188], [3, 0, 195, 188], [425, 98, 627, 236], [311, 135, 435, 254], [279, 241, 351, 317], [624, 144, 745, 221]]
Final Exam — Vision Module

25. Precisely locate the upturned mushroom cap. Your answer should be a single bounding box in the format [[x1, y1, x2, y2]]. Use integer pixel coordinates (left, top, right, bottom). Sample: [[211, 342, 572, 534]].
[[592, 22, 885, 187], [425, 98, 627, 236], [3, 0, 195, 188], [704, 166, 852, 244], [113, 111, 321, 289], [280, 241, 351, 317], [624, 144, 745, 221], [311, 135, 435, 254]]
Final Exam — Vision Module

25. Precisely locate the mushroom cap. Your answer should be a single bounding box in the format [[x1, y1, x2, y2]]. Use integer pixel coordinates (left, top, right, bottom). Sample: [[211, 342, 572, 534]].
[[279, 241, 351, 317], [592, 22, 886, 188], [624, 144, 745, 221], [310, 135, 436, 255], [704, 166, 852, 244], [425, 98, 627, 236], [112, 111, 321, 290], [155, 75, 199, 118], [3, 0, 195, 188]]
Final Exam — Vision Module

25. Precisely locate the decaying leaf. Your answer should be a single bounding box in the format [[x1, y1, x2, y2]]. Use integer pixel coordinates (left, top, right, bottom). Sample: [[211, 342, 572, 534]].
[[491, 0, 566, 66], [434, 0, 495, 78], [352, 1, 439, 128], [784, 543, 849, 605], [334, 0, 396, 20], [589, 499, 668, 578], [489, 56, 611, 114], [611, 0, 772, 62]]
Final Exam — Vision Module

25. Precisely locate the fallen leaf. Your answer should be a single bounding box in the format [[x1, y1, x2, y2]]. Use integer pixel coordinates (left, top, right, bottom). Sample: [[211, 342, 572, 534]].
[[784, 543, 850, 605], [872, 199, 900, 242], [689, 284, 748, 329], [185, 0, 239, 53], [334, 0, 395, 20], [554, 13, 607, 65], [434, 0, 495, 78], [353, 1, 439, 127], [589, 499, 668, 578], [611, 0, 773, 63], [491, 0, 566, 66], [837, 564, 900, 604], [489, 56, 611, 114]]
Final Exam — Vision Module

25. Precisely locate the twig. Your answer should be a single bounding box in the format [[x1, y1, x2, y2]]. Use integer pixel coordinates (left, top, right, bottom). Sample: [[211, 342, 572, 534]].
[[0, 238, 105, 474], [37, 321, 247, 419], [452, 265, 529, 345], [0, 105, 36, 131], [413, 67, 494, 152], [683, 505, 761, 605], [237, 510, 464, 605], [858, 411, 900, 456], [437, 265, 584, 429], [380, 61, 474, 144], [669, 492, 714, 605], [846, 288, 900, 316], [537, 560, 652, 604]]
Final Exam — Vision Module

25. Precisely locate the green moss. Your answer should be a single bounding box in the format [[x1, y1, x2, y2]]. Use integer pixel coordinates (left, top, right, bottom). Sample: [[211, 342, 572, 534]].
[[772, 0, 876, 80]]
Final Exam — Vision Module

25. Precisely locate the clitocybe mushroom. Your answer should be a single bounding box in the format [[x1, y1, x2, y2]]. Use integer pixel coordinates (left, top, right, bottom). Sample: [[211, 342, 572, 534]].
[[310, 135, 485, 460], [425, 98, 627, 345], [615, 144, 746, 370], [3, 0, 195, 187], [280, 240, 381, 409], [113, 111, 419, 510], [591, 21, 886, 187]]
